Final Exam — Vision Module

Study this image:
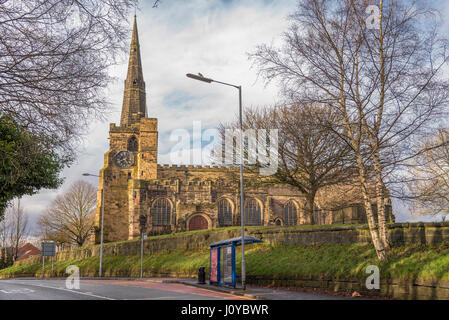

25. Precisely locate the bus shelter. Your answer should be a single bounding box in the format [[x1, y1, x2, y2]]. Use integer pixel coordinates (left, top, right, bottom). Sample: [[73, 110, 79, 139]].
[[209, 236, 262, 288]]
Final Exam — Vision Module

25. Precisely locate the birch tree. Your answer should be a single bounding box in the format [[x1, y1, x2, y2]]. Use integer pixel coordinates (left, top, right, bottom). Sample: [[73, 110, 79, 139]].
[[250, 0, 449, 260]]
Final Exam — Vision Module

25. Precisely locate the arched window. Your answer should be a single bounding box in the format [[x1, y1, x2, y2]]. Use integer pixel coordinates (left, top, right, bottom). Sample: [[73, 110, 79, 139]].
[[244, 198, 262, 226], [218, 199, 233, 227], [151, 199, 171, 226], [128, 136, 138, 152], [283, 201, 298, 226]]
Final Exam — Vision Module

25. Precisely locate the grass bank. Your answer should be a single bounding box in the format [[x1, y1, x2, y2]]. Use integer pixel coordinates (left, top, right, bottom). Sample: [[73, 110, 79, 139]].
[[1, 242, 449, 283], [110, 223, 361, 244]]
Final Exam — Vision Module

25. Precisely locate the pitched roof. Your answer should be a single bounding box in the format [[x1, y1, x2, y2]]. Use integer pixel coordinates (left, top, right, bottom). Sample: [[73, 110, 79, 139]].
[[16, 243, 41, 261]]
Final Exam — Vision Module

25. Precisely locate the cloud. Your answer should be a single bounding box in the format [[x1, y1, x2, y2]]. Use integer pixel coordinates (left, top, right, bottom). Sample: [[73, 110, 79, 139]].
[[19, 0, 449, 232], [18, 0, 295, 233]]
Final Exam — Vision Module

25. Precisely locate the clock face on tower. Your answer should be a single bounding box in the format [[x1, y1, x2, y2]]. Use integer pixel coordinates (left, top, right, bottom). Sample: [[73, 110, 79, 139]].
[[114, 150, 134, 169]]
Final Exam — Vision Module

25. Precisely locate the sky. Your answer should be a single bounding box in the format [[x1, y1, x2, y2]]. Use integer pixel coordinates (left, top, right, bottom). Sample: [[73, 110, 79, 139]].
[[18, 0, 449, 233]]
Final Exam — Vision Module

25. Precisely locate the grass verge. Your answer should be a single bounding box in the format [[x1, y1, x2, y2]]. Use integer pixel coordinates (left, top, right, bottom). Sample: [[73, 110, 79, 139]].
[[1, 242, 449, 282]]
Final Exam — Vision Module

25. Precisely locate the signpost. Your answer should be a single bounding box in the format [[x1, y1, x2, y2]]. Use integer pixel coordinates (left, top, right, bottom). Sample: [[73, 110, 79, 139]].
[[41, 242, 56, 278], [139, 214, 147, 279]]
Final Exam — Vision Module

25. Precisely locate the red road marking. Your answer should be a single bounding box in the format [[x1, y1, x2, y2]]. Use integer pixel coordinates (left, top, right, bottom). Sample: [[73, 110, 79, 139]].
[[82, 280, 249, 300]]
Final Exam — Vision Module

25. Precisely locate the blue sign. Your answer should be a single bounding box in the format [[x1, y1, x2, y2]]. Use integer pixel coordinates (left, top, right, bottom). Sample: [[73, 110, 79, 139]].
[[41, 242, 56, 257]]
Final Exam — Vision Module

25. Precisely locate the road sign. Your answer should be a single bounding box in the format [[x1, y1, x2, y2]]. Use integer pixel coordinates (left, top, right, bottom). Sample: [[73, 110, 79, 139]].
[[41, 242, 56, 257]]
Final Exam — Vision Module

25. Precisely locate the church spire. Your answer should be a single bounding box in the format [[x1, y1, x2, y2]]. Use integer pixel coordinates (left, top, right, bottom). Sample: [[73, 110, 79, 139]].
[[120, 15, 147, 126]]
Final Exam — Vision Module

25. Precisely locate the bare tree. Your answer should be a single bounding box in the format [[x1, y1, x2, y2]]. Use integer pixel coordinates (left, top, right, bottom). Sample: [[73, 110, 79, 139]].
[[0, 0, 137, 157], [37, 219, 73, 250], [219, 103, 356, 224], [38, 180, 96, 247], [250, 0, 449, 260], [406, 129, 449, 217], [7, 199, 30, 260]]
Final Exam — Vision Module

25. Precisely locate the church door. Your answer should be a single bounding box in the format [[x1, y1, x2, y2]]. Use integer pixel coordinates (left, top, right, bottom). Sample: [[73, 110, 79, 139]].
[[188, 215, 208, 231]]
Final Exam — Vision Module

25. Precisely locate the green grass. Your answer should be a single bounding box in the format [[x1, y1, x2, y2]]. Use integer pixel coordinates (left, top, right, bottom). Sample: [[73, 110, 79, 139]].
[[2, 242, 449, 282]]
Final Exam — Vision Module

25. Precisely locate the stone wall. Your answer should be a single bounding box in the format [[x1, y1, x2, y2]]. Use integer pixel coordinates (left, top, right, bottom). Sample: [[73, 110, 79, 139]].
[[16, 222, 449, 267], [251, 222, 449, 246], [246, 276, 449, 300]]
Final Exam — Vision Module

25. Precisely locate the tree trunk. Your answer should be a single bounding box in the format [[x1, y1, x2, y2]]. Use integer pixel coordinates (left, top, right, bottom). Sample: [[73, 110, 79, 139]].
[[372, 0, 391, 252], [373, 151, 391, 251], [356, 155, 388, 261], [305, 192, 316, 225]]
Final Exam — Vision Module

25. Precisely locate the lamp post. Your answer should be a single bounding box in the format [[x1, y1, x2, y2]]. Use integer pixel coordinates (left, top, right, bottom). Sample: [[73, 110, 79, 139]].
[[139, 214, 147, 279], [186, 73, 246, 290], [83, 173, 104, 278]]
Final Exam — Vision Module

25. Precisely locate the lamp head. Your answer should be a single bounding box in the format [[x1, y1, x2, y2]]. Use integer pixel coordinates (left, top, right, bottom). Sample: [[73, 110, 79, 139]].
[[186, 73, 213, 83]]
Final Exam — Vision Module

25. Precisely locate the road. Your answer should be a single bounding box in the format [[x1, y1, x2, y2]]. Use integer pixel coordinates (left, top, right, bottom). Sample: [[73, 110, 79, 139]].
[[0, 279, 249, 300]]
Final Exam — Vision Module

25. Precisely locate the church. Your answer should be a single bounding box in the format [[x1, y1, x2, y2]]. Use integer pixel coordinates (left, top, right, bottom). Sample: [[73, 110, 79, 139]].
[[92, 17, 393, 243]]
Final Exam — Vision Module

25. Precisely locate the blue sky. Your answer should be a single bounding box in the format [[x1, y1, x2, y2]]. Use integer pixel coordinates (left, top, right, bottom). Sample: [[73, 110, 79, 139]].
[[19, 0, 449, 232]]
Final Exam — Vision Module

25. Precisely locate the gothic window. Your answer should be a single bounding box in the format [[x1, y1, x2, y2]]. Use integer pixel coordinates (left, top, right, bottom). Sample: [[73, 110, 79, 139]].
[[244, 198, 262, 226], [151, 198, 171, 226], [128, 136, 138, 152], [283, 201, 298, 226], [218, 199, 233, 227]]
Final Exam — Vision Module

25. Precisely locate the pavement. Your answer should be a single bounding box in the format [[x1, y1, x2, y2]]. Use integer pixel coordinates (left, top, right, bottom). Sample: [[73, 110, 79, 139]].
[[162, 277, 351, 300], [0, 277, 358, 300]]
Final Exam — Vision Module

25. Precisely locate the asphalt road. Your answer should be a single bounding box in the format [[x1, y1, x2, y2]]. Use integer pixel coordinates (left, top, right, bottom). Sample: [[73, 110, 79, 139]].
[[0, 279, 249, 300]]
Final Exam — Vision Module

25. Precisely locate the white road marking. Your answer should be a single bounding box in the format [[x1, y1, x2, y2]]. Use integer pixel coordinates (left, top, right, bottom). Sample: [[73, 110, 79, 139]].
[[0, 288, 35, 294], [13, 282, 115, 300], [127, 296, 176, 300]]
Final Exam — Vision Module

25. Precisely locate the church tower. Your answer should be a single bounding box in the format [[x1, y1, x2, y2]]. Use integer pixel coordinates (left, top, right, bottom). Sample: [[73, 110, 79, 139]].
[[93, 16, 158, 243]]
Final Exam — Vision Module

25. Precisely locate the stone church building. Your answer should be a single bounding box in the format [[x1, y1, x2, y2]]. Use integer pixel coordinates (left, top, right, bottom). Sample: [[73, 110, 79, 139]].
[[92, 17, 393, 243]]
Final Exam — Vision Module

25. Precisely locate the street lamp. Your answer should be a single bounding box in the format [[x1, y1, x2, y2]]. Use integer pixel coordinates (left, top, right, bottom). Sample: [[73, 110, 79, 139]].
[[186, 73, 246, 290], [139, 214, 147, 279], [83, 173, 104, 278]]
